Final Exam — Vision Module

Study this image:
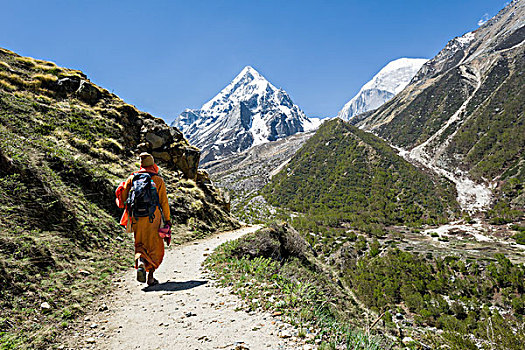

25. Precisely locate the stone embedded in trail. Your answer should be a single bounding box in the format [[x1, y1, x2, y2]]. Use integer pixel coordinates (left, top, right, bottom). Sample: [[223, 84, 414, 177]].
[[279, 330, 292, 338]]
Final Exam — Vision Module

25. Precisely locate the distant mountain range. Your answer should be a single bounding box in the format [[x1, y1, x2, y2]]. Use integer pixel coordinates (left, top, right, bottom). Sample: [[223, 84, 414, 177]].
[[337, 58, 427, 121], [172, 66, 320, 163], [171, 59, 429, 164]]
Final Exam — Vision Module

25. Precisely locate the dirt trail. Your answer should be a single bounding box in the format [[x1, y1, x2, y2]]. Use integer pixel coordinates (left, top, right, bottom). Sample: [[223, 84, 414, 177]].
[[66, 226, 307, 350]]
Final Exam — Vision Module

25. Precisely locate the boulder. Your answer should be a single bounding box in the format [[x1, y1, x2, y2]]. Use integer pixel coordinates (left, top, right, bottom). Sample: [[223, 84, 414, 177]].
[[151, 151, 171, 162], [196, 169, 211, 185], [56, 76, 81, 94], [145, 132, 166, 149], [169, 126, 184, 140], [231, 223, 312, 262], [174, 146, 200, 180], [136, 142, 149, 153], [76, 80, 101, 105]]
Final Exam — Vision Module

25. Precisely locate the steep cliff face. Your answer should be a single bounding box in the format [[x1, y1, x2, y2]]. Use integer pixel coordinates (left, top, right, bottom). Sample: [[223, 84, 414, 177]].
[[356, 0, 525, 214], [0, 47, 238, 349], [172, 66, 320, 163]]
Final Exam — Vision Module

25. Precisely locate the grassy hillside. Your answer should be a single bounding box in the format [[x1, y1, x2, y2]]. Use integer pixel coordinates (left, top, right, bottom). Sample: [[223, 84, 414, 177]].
[[0, 48, 237, 349], [206, 223, 386, 349], [263, 118, 459, 234]]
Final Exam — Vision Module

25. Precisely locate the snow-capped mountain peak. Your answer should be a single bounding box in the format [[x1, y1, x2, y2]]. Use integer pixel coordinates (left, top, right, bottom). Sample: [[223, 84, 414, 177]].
[[172, 66, 321, 163], [338, 58, 427, 121], [201, 66, 273, 111]]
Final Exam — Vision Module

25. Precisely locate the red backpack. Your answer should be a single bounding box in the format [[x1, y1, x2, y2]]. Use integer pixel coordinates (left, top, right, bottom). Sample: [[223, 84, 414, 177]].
[[115, 181, 129, 226]]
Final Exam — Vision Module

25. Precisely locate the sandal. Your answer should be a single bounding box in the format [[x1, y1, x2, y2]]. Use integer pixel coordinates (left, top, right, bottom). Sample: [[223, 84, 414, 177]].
[[136, 260, 146, 283]]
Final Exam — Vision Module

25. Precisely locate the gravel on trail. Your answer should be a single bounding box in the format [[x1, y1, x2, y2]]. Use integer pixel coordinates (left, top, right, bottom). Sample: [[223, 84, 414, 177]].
[[64, 226, 310, 350]]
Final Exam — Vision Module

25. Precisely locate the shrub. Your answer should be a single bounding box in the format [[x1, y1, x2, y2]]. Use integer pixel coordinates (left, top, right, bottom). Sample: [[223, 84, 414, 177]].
[[514, 233, 525, 245]]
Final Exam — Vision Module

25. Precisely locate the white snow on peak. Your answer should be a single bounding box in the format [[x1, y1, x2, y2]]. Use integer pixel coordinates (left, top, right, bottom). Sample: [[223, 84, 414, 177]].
[[201, 66, 276, 113], [337, 58, 428, 121], [172, 66, 321, 162], [455, 31, 476, 46], [361, 58, 428, 94]]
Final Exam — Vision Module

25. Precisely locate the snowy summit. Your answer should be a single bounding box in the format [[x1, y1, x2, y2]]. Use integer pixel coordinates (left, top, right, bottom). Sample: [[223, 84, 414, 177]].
[[337, 58, 427, 121], [172, 66, 320, 163]]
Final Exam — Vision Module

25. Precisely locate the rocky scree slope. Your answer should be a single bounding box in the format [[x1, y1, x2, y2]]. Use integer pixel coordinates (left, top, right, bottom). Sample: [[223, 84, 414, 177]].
[[356, 0, 525, 216], [0, 47, 238, 349], [172, 66, 320, 164], [203, 131, 317, 223], [337, 57, 427, 122]]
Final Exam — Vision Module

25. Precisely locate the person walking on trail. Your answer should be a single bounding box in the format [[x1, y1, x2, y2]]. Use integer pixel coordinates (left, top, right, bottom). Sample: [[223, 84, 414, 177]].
[[120, 152, 171, 286]]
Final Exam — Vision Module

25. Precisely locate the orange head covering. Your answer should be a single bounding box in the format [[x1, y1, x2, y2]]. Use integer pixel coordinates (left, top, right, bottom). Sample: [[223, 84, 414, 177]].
[[137, 152, 159, 174]]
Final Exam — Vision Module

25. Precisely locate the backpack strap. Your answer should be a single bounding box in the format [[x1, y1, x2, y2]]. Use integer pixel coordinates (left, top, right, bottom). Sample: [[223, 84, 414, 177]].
[[148, 173, 164, 223]]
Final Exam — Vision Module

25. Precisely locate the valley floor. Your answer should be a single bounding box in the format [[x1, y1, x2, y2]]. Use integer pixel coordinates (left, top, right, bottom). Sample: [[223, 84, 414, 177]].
[[61, 226, 310, 350]]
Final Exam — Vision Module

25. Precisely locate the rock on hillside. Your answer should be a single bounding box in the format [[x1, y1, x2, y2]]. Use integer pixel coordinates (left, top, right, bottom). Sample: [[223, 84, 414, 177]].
[[356, 0, 525, 215], [337, 58, 427, 121], [172, 66, 321, 163], [0, 47, 238, 349]]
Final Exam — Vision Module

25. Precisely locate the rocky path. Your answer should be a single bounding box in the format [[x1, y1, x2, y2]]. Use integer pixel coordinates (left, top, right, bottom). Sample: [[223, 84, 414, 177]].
[[65, 226, 309, 350]]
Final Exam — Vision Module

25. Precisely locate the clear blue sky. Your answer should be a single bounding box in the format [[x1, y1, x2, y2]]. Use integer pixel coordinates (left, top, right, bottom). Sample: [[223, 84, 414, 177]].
[[1, 0, 507, 121]]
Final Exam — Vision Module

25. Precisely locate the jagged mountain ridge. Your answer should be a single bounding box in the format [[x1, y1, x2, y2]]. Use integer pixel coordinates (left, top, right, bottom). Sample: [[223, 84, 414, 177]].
[[337, 58, 427, 121], [356, 0, 525, 214], [172, 66, 320, 163]]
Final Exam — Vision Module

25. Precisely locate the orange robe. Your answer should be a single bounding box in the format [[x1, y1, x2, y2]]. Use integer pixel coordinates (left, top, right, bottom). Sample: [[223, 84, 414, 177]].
[[122, 171, 170, 272]]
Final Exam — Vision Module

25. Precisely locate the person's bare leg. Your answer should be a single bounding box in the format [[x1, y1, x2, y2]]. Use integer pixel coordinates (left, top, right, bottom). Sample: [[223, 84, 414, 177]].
[[147, 268, 158, 286]]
